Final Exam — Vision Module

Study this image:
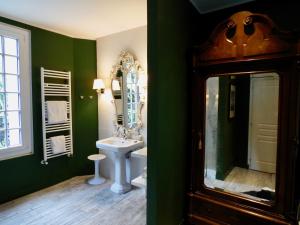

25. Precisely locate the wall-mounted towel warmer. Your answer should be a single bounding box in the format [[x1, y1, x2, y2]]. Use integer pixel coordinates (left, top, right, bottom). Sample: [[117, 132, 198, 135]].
[[40, 68, 73, 165]]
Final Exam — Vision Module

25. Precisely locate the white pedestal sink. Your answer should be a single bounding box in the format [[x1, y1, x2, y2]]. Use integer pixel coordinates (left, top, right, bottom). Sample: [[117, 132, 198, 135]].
[[96, 137, 144, 194]]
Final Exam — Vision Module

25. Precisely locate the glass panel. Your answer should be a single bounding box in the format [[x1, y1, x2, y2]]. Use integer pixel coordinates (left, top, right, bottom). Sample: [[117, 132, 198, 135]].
[[6, 93, 19, 110], [0, 55, 3, 73], [4, 56, 18, 74], [127, 93, 131, 103], [0, 75, 4, 91], [5, 75, 19, 92], [7, 129, 21, 147], [7, 111, 20, 128], [204, 72, 279, 203], [128, 114, 132, 124], [127, 73, 131, 83], [0, 93, 5, 111], [4, 37, 18, 56], [0, 112, 5, 129], [0, 37, 2, 54], [0, 130, 6, 148]]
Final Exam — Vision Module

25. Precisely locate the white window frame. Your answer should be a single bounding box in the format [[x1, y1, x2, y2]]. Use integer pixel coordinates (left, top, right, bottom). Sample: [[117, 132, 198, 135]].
[[0, 22, 33, 161]]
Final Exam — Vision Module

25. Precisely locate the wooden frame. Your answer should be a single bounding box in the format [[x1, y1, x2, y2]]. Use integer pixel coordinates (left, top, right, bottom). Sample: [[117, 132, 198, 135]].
[[188, 11, 300, 225]]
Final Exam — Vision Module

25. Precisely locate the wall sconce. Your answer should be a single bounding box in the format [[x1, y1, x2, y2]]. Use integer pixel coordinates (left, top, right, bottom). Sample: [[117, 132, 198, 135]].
[[93, 79, 105, 94], [112, 79, 121, 91]]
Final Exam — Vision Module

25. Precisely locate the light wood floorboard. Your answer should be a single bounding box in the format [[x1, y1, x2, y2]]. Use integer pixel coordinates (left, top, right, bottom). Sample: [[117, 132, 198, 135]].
[[0, 176, 146, 225], [224, 167, 275, 190], [205, 167, 276, 201]]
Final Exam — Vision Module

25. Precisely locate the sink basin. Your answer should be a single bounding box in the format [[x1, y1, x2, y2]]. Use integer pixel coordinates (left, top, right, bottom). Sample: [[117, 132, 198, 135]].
[[96, 137, 143, 154], [96, 136, 144, 194]]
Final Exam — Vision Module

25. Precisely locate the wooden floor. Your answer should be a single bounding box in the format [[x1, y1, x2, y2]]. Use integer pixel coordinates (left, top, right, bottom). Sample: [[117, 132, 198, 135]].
[[0, 176, 146, 225], [224, 167, 275, 190], [205, 167, 276, 201]]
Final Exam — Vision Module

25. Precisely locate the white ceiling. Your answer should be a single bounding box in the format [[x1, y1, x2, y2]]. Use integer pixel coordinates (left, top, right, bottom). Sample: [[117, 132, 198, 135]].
[[0, 0, 147, 40]]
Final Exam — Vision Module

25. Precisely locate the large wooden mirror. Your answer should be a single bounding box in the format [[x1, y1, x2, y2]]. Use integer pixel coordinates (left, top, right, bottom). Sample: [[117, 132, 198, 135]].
[[188, 11, 300, 225], [204, 72, 279, 202]]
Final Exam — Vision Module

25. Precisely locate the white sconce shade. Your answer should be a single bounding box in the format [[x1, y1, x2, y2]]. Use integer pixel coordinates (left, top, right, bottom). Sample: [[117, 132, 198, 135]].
[[93, 79, 105, 93], [112, 79, 121, 91]]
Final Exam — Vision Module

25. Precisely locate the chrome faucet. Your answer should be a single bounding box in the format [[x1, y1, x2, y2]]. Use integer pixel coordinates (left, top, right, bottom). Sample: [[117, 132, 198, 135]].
[[121, 127, 128, 139], [116, 126, 128, 139]]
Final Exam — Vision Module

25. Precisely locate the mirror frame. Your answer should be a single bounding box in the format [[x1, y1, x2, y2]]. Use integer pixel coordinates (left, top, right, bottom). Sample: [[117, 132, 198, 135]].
[[110, 51, 145, 138], [189, 11, 300, 224]]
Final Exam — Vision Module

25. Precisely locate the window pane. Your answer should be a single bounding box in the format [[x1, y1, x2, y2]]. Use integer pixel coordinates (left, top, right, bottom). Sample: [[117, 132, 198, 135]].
[[5, 75, 19, 92], [6, 93, 19, 110], [0, 112, 5, 129], [7, 129, 21, 147], [7, 111, 20, 128], [0, 93, 5, 111], [4, 37, 18, 56], [0, 37, 2, 54], [127, 93, 131, 103], [0, 56, 3, 73], [0, 75, 4, 91], [0, 130, 6, 148], [5, 56, 18, 74]]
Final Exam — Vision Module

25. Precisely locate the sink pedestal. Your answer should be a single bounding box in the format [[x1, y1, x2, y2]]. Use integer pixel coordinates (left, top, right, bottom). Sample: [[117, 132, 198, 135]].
[[111, 152, 131, 194], [96, 137, 144, 194]]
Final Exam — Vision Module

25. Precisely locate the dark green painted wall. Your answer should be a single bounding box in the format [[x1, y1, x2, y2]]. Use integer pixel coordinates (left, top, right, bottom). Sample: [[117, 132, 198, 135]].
[[216, 77, 236, 180], [73, 39, 98, 175], [216, 77, 250, 180], [147, 0, 188, 224], [235, 77, 250, 168], [0, 17, 98, 203]]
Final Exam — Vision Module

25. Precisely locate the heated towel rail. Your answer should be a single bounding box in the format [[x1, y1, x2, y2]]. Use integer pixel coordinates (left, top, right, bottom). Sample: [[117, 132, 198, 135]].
[[41, 68, 73, 164]]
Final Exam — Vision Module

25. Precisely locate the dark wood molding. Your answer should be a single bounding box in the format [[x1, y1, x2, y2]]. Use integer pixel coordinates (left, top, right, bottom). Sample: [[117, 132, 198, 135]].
[[194, 11, 297, 66], [188, 192, 292, 225]]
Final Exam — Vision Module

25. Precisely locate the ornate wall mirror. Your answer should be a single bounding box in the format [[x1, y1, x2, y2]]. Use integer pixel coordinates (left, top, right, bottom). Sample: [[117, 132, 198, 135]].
[[188, 11, 300, 225], [110, 51, 144, 133]]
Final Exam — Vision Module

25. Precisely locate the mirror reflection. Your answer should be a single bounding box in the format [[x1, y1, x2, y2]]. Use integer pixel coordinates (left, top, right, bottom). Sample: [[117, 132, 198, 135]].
[[111, 78, 123, 124], [111, 51, 143, 129], [204, 72, 279, 202]]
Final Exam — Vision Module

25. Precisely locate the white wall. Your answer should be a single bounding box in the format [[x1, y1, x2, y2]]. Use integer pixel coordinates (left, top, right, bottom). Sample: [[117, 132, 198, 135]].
[[96, 26, 147, 180]]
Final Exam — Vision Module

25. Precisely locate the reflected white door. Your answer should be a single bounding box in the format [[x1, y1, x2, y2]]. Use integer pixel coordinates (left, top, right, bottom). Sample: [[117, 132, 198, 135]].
[[248, 74, 279, 173]]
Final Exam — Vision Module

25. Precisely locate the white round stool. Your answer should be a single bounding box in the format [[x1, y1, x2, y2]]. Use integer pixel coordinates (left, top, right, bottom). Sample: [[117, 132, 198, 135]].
[[87, 154, 106, 185]]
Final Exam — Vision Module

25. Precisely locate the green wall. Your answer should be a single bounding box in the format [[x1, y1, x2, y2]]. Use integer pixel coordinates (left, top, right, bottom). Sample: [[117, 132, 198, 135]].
[[147, 0, 188, 224], [216, 77, 236, 180], [0, 17, 98, 203], [235, 77, 250, 168], [73, 39, 98, 175], [216, 77, 250, 180]]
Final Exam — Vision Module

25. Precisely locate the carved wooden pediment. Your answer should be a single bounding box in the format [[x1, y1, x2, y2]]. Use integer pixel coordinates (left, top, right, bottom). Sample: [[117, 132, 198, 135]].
[[196, 11, 298, 63]]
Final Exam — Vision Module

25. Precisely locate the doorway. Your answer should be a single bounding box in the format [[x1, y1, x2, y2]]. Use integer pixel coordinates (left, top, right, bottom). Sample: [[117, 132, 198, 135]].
[[248, 73, 279, 174]]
